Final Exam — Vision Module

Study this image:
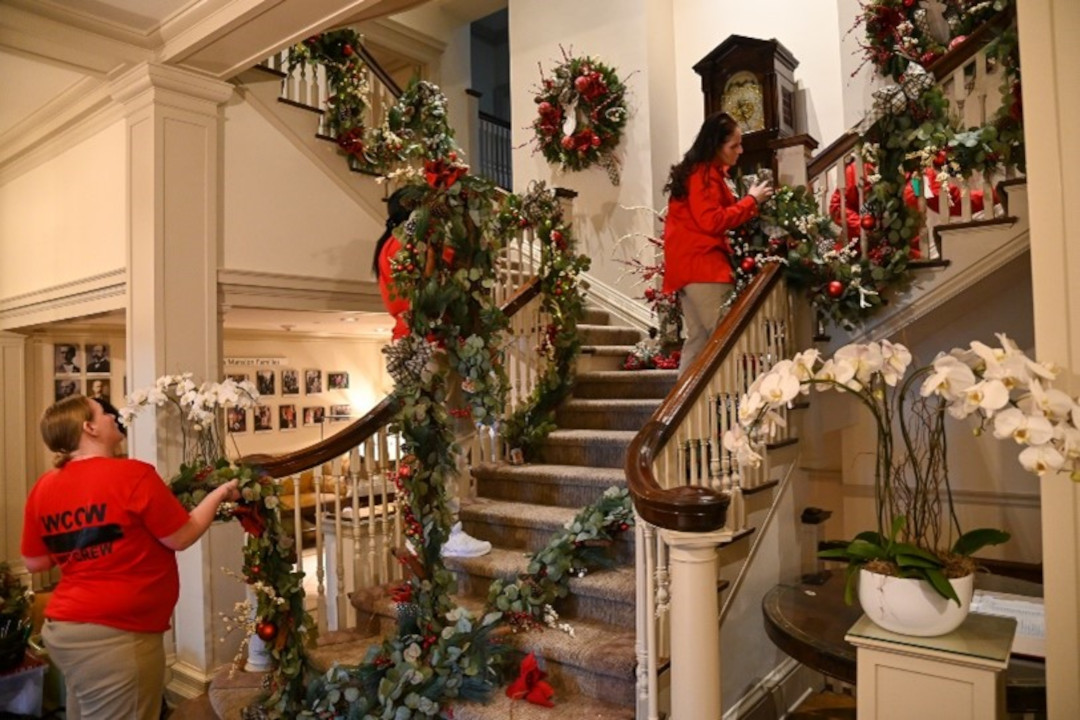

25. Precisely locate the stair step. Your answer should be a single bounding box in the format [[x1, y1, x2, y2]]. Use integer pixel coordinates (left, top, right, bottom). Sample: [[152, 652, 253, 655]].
[[573, 370, 678, 400], [473, 462, 626, 507], [459, 499, 635, 564], [578, 344, 635, 372], [578, 324, 643, 346], [581, 308, 613, 325], [453, 692, 635, 720], [535, 429, 637, 469], [358, 592, 638, 708], [557, 398, 658, 431], [444, 547, 636, 628]]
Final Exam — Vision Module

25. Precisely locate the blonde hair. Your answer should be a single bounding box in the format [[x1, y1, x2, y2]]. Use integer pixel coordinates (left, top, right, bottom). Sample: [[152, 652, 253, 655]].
[[41, 395, 94, 468]]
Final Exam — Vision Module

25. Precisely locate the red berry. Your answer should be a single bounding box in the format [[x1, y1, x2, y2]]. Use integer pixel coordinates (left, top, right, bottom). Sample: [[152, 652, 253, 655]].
[[740, 257, 756, 272], [827, 281, 845, 298], [343, 44, 354, 56]]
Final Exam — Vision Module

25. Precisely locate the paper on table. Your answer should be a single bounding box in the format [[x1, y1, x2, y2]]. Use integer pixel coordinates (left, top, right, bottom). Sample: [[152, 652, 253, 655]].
[[970, 590, 1045, 658]]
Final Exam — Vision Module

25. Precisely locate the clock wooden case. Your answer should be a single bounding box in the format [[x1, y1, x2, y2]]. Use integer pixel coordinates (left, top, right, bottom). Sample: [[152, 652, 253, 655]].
[[693, 35, 799, 177]]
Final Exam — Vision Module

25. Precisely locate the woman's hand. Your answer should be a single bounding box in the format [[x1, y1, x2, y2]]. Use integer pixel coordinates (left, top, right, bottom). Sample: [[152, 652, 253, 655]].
[[748, 180, 774, 204], [218, 478, 241, 503]]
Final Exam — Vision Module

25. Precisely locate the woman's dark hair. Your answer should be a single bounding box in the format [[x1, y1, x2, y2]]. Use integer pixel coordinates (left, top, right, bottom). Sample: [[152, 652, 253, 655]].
[[663, 112, 739, 200], [372, 188, 418, 278]]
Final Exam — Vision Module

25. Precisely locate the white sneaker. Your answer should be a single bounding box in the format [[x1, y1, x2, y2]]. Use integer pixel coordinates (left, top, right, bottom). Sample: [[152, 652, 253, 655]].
[[441, 522, 492, 558]]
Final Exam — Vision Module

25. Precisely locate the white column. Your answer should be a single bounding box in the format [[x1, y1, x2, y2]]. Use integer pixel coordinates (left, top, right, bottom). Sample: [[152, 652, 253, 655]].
[[663, 530, 721, 720], [0, 332, 29, 567], [109, 63, 241, 698], [1016, 2, 1080, 718]]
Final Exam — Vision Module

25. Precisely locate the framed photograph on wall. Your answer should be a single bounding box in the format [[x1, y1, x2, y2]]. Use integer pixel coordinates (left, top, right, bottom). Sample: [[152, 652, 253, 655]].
[[329, 404, 352, 421], [86, 343, 111, 374], [253, 405, 273, 432], [302, 406, 325, 426], [279, 404, 297, 430], [256, 369, 276, 396], [55, 344, 82, 374], [227, 373, 250, 384], [328, 371, 349, 390], [227, 407, 247, 433], [87, 378, 110, 401], [304, 369, 322, 394], [281, 369, 300, 396], [55, 378, 81, 402]]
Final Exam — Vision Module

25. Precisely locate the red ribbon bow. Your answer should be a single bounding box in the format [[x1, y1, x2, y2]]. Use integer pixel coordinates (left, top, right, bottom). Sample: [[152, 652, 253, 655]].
[[506, 652, 555, 707], [232, 504, 265, 538]]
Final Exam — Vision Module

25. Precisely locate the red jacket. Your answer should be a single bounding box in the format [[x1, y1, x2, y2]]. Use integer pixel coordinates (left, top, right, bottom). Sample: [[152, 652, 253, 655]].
[[662, 163, 759, 293], [378, 236, 410, 340]]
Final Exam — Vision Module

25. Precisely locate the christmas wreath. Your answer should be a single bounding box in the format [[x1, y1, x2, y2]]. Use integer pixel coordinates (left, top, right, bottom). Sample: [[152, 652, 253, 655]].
[[532, 50, 629, 185]]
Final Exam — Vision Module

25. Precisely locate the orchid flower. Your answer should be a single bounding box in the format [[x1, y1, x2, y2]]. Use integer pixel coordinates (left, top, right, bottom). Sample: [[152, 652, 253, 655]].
[[993, 408, 1055, 446], [920, 354, 975, 401]]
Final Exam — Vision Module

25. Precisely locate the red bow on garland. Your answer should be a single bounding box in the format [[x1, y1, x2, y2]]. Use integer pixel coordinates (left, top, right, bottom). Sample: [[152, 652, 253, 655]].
[[506, 652, 555, 707], [232, 504, 265, 538]]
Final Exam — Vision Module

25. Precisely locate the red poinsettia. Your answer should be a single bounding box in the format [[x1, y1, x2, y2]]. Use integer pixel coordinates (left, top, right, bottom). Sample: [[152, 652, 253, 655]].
[[424, 159, 467, 190], [232, 503, 265, 538], [506, 652, 554, 707]]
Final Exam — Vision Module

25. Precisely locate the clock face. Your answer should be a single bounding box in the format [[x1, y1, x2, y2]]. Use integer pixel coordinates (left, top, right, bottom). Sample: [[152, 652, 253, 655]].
[[721, 72, 765, 133]]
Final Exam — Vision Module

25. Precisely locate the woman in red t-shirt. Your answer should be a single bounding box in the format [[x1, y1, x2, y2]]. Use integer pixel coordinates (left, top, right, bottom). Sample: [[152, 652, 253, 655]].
[[662, 112, 773, 376], [21, 396, 240, 720]]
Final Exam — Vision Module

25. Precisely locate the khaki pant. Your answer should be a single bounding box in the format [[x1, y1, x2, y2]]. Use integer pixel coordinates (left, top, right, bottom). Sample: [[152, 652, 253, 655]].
[[678, 282, 734, 377], [42, 620, 165, 720]]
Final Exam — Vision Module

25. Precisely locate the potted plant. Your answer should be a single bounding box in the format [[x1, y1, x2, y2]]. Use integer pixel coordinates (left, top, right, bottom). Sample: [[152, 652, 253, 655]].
[[724, 334, 1078, 636], [0, 561, 33, 671]]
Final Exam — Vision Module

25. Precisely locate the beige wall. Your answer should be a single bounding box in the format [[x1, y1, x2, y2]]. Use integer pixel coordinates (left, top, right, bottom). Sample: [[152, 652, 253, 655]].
[[0, 121, 127, 300], [222, 100, 383, 282], [221, 331, 390, 458]]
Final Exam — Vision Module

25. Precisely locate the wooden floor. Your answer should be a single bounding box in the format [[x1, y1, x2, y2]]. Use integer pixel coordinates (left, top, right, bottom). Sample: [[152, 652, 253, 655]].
[[167, 693, 216, 719]]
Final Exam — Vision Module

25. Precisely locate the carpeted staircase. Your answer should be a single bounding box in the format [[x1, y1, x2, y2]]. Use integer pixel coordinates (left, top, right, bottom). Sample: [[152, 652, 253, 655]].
[[206, 308, 671, 718]]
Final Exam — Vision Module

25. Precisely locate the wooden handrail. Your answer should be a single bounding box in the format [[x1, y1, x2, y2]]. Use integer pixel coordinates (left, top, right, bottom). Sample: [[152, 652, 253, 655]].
[[625, 264, 784, 532], [807, 131, 859, 180], [243, 276, 542, 478], [356, 42, 403, 98], [926, 6, 1015, 81]]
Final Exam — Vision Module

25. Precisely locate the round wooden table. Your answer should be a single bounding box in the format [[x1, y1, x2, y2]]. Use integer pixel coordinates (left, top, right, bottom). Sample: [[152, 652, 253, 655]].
[[762, 572, 1047, 716]]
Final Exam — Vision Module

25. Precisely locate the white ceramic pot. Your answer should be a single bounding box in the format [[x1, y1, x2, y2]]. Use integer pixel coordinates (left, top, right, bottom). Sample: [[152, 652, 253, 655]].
[[857, 568, 974, 637]]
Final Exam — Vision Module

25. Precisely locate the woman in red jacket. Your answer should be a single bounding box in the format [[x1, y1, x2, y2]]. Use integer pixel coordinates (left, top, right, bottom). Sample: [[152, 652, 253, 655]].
[[662, 112, 773, 376]]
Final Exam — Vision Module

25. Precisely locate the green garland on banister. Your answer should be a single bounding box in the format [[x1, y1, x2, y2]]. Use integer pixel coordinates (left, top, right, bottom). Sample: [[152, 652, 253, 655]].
[[487, 487, 634, 629], [495, 183, 590, 457]]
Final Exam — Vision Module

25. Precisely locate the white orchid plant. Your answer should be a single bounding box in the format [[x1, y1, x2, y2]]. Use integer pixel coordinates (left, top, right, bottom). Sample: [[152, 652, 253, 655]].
[[121, 373, 261, 510], [723, 334, 1076, 602]]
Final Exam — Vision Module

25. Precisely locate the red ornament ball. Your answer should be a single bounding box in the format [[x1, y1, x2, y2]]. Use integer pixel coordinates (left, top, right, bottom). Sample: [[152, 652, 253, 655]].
[[903, 0, 915, 7], [255, 621, 278, 642], [860, 215, 877, 230], [948, 35, 967, 52], [550, 230, 564, 244], [343, 44, 354, 57], [827, 281, 845, 299], [574, 75, 590, 93], [933, 150, 948, 167], [921, 51, 940, 66], [740, 257, 757, 272]]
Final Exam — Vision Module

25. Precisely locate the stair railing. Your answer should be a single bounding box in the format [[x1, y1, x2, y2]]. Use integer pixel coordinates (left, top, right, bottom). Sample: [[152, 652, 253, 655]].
[[808, 9, 1021, 261], [626, 264, 798, 720]]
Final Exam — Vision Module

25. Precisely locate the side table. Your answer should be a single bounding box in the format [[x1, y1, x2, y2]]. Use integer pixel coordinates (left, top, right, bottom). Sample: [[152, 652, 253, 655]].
[[845, 613, 1016, 720]]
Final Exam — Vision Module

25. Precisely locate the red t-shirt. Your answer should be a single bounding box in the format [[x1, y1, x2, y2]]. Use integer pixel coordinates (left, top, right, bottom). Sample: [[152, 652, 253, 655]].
[[21, 457, 190, 633], [662, 162, 759, 293]]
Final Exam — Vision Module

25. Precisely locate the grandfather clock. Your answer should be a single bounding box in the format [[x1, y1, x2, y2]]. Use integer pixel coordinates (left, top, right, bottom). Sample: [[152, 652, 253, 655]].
[[693, 35, 799, 177]]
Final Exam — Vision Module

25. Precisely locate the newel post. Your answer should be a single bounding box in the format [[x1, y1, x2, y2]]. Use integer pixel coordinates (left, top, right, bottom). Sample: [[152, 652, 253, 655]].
[[661, 530, 723, 720]]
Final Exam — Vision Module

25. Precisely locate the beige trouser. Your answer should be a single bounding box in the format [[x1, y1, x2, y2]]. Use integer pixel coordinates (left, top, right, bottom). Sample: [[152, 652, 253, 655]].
[[42, 620, 165, 720], [678, 282, 734, 377]]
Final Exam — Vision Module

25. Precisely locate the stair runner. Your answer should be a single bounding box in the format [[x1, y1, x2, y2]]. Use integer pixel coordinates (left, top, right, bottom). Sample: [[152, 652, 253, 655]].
[[207, 308, 669, 718]]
